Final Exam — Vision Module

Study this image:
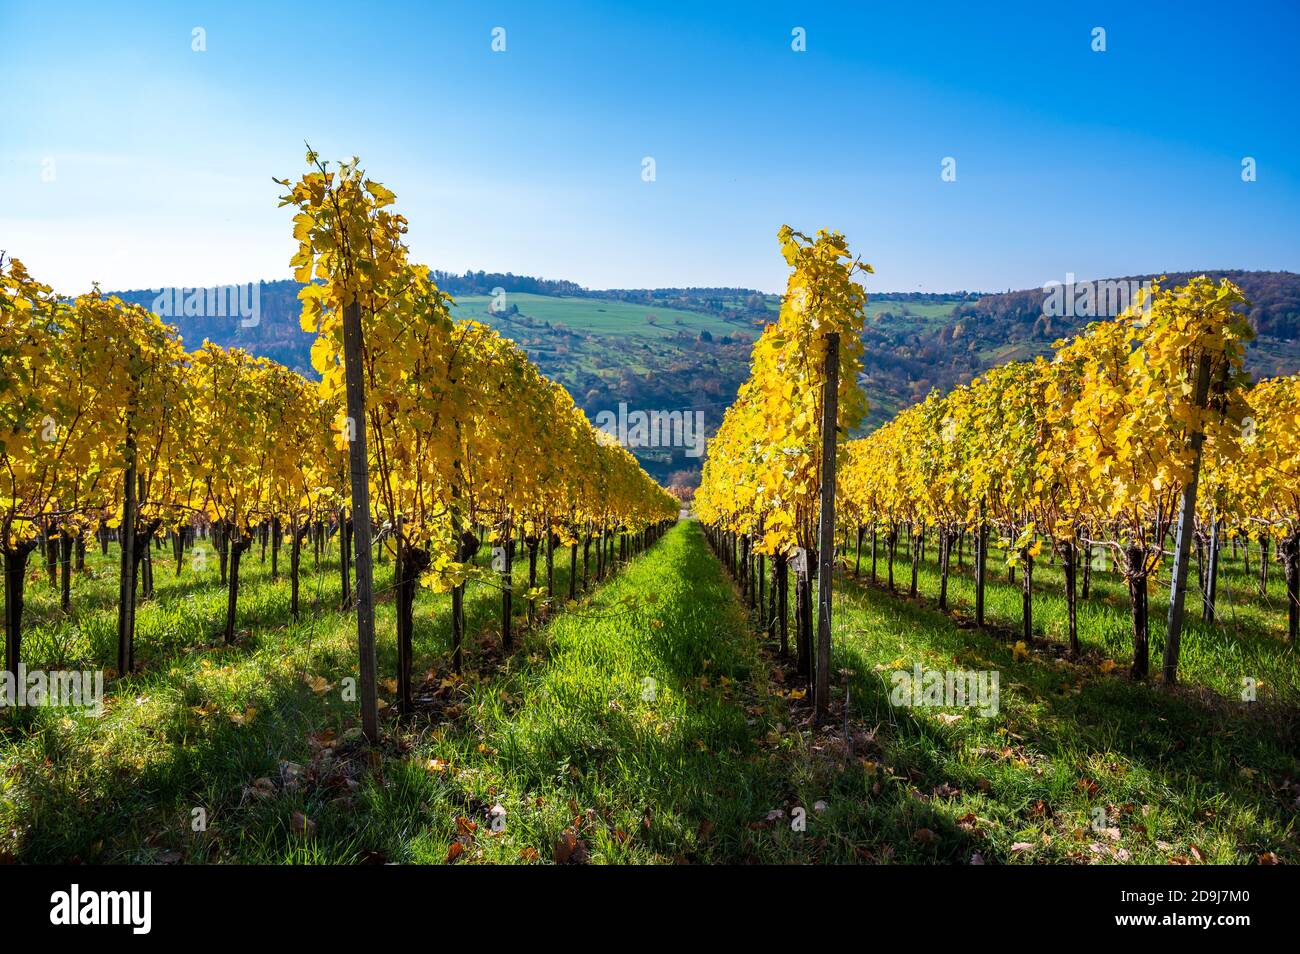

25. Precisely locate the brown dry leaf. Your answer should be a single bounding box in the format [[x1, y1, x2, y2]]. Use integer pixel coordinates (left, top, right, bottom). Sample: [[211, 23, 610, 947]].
[[1010, 841, 1034, 853], [290, 811, 316, 839], [308, 728, 336, 748], [553, 830, 589, 864], [912, 827, 939, 846], [517, 847, 539, 862], [446, 841, 465, 864]]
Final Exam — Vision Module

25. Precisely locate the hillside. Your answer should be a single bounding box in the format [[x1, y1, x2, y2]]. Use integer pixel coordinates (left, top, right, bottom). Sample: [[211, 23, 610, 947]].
[[111, 270, 1300, 479], [859, 270, 1300, 428], [111, 280, 762, 481]]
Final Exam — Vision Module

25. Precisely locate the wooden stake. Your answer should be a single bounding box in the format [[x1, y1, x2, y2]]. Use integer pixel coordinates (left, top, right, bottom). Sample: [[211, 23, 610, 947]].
[[814, 332, 840, 722], [1163, 352, 1212, 685], [341, 299, 380, 742]]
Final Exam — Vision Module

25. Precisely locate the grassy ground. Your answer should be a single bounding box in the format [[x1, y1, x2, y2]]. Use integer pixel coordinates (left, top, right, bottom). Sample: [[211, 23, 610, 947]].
[[855, 533, 1300, 704], [1, 522, 784, 863], [1, 521, 1294, 864], [781, 532, 1299, 863]]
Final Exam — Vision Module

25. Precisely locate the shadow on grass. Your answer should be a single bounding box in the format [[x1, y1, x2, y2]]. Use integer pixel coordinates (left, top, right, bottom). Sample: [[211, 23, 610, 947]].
[[824, 569, 1300, 862], [0, 535, 671, 862]]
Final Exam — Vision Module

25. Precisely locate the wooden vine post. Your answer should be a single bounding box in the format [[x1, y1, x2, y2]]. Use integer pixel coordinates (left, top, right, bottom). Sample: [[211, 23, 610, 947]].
[[1163, 352, 1213, 686], [814, 332, 840, 722], [341, 298, 380, 742]]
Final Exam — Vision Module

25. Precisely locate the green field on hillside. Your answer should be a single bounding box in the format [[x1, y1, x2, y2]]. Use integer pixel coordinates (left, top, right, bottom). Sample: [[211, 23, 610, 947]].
[[452, 293, 747, 340], [869, 299, 961, 324]]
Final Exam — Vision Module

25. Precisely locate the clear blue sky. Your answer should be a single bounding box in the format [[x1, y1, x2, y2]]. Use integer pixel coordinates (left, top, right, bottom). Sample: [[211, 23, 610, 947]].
[[2, 0, 1297, 295]]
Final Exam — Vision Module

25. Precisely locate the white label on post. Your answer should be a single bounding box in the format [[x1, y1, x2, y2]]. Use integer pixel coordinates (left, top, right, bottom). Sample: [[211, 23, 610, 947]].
[[790, 547, 808, 576], [492, 546, 506, 572]]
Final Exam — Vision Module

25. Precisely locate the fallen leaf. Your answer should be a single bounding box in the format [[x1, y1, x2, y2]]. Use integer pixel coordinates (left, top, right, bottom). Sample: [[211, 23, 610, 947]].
[[912, 827, 938, 846], [553, 830, 589, 864], [290, 811, 316, 838]]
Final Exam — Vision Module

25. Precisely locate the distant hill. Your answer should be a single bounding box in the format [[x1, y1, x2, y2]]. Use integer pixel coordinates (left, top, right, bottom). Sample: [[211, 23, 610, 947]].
[[110, 269, 1300, 481], [110, 278, 764, 482], [860, 270, 1300, 427]]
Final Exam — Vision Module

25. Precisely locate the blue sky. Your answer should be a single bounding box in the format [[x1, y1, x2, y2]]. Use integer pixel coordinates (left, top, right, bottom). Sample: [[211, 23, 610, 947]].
[[2, 0, 1297, 294]]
